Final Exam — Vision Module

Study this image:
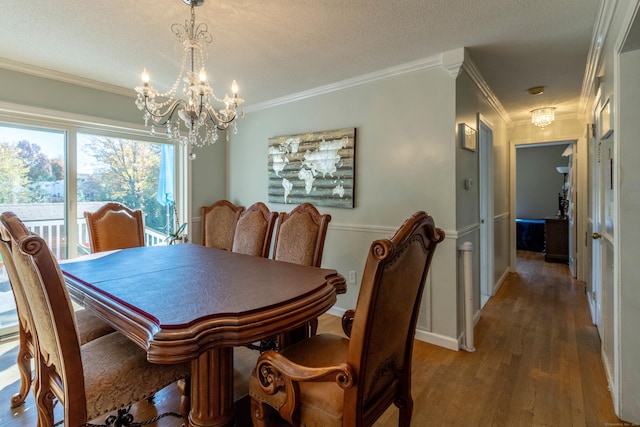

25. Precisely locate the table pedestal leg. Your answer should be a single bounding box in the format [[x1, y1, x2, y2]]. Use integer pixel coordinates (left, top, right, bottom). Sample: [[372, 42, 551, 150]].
[[188, 347, 234, 427]]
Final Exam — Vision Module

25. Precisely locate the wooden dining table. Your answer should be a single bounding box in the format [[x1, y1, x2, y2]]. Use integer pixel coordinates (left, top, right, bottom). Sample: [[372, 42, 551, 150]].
[[60, 243, 346, 427]]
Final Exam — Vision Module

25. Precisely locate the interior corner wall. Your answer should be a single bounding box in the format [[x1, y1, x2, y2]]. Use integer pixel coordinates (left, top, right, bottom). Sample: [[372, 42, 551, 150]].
[[228, 66, 461, 348], [189, 139, 228, 244], [454, 68, 510, 338]]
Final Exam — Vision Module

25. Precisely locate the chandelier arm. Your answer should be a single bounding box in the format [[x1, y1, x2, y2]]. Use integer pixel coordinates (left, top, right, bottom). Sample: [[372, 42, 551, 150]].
[[201, 105, 237, 130], [143, 97, 188, 126]]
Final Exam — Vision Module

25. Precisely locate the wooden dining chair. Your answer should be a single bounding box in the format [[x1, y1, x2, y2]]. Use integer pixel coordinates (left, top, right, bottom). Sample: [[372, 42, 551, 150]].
[[0, 212, 114, 409], [232, 202, 278, 258], [272, 203, 331, 267], [202, 199, 244, 250], [269, 203, 331, 344], [84, 202, 145, 252], [249, 211, 445, 427], [1, 212, 190, 426]]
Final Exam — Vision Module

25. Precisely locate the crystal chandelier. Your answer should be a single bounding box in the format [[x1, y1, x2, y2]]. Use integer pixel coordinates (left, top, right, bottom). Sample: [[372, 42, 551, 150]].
[[135, 0, 244, 148], [531, 107, 555, 128]]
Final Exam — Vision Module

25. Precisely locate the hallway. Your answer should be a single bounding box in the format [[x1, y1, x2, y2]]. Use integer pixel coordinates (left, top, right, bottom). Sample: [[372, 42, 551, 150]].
[[0, 251, 629, 426], [375, 250, 625, 426]]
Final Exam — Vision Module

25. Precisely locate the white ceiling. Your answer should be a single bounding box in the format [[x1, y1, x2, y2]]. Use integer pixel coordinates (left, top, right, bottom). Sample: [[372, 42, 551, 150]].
[[0, 0, 602, 123]]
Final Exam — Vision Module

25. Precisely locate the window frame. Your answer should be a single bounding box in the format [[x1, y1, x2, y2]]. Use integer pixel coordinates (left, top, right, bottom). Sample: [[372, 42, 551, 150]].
[[0, 103, 190, 259]]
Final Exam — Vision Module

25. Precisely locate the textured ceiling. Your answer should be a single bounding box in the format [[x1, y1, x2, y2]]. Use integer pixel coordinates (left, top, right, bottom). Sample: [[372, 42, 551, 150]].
[[0, 0, 601, 123]]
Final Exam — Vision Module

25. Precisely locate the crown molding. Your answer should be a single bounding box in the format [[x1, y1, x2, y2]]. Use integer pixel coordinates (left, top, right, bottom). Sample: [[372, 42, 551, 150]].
[[441, 48, 465, 78], [243, 55, 442, 113], [578, 0, 617, 118], [460, 50, 512, 125], [0, 57, 134, 98]]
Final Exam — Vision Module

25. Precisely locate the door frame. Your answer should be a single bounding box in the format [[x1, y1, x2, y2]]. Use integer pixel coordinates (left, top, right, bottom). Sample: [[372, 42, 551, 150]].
[[509, 138, 579, 273], [478, 113, 494, 307]]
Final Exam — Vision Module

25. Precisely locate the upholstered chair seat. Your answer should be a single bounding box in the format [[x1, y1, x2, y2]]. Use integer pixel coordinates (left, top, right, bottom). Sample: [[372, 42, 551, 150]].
[[75, 310, 116, 344], [250, 212, 445, 427], [81, 332, 190, 421], [202, 200, 244, 250], [84, 202, 145, 252]]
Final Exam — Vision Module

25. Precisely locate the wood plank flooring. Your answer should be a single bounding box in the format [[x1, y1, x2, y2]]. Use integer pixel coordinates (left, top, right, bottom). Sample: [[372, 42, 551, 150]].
[[0, 251, 629, 426]]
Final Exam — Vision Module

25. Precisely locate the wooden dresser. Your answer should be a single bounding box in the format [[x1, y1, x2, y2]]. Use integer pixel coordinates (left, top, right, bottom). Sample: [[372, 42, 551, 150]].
[[544, 218, 569, 263]]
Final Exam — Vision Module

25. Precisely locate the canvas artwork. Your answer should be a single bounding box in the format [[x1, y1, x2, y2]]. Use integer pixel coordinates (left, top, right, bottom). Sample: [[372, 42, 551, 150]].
[[268, 128, 355, 208]]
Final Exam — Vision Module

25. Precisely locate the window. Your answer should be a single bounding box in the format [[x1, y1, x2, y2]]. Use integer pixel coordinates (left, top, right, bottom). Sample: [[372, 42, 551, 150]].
[[0, 123, 66, 336], [76, 132, 178, 250], [0, 120, 181, 337]]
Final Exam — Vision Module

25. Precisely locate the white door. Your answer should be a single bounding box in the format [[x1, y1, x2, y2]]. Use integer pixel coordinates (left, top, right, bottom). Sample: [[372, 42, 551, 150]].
[[478, 114, 494, 307], [589, 115, 603, 334]]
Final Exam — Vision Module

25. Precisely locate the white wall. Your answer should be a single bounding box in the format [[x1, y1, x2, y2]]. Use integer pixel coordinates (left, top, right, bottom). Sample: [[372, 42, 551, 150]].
[[454, 64, 510, 340], [618, 45, 640, 422], [228, 64, 462, 348], [516, 144, 569, 219]]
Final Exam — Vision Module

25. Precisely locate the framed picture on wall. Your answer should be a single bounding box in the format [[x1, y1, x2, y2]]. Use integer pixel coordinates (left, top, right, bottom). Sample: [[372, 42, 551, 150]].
[[459, 123, 477, 152], [600, 96, 613, 139], [267, 127, 356, 208]]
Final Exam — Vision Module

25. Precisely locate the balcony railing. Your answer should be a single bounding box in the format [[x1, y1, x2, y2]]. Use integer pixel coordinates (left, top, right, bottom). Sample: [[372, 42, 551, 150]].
[[23, 218, 167, 259]]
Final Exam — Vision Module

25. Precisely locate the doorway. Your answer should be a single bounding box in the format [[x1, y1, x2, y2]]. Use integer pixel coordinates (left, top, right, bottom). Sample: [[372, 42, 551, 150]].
[[510, 140, 577, 276]]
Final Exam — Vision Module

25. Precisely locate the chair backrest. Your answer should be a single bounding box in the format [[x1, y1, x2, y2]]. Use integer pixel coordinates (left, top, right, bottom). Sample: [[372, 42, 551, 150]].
[[84, 202, 145, 253], [0, 212, 33, 336], [232, 202, 278, 257], [344, 211, 444, 424], [272, 203, 331, 267], [1, 212, 88, 420], [201, 200, 244, 250]]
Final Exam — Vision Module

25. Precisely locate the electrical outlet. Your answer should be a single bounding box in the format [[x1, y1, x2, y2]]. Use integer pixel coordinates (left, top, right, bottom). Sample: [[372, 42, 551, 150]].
[[348, 271, 357, 284]]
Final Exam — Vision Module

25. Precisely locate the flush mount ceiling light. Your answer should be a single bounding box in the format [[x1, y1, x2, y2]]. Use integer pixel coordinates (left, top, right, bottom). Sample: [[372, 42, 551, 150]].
[[527, 86, 555, 128], [531, 107, 556, 128], [135, 0, 244, 148], [527, 86, 545, 96]]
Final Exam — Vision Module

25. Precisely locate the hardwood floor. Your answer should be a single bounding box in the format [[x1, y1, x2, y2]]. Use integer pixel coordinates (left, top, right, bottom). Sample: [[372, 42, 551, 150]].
[[0, 251, 629, 426]]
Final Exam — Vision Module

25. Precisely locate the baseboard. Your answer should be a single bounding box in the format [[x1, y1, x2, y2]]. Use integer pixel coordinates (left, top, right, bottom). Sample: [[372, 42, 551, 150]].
[[414, 329, 459, 351], [493, 266, 510, 295], [327, 306, 346, 317], [328, 306, 459, 351], [601, 346, 618, 414]]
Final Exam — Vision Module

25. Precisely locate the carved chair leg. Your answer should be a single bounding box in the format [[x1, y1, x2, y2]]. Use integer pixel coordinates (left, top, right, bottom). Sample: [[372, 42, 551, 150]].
[[178, 377, 191, 421], [397, 395, 413, 427], [10, 333, 33, 408], [34, 370, 56, 427], [309, 318, 318, 336], [251, 397, 275, 427]]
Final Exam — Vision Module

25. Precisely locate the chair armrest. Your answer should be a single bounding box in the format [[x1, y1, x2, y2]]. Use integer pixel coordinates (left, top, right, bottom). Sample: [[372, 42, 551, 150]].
[[256, 350, 355, 390], [255, 350, 356, 425], [342, 309, 355, 337]]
